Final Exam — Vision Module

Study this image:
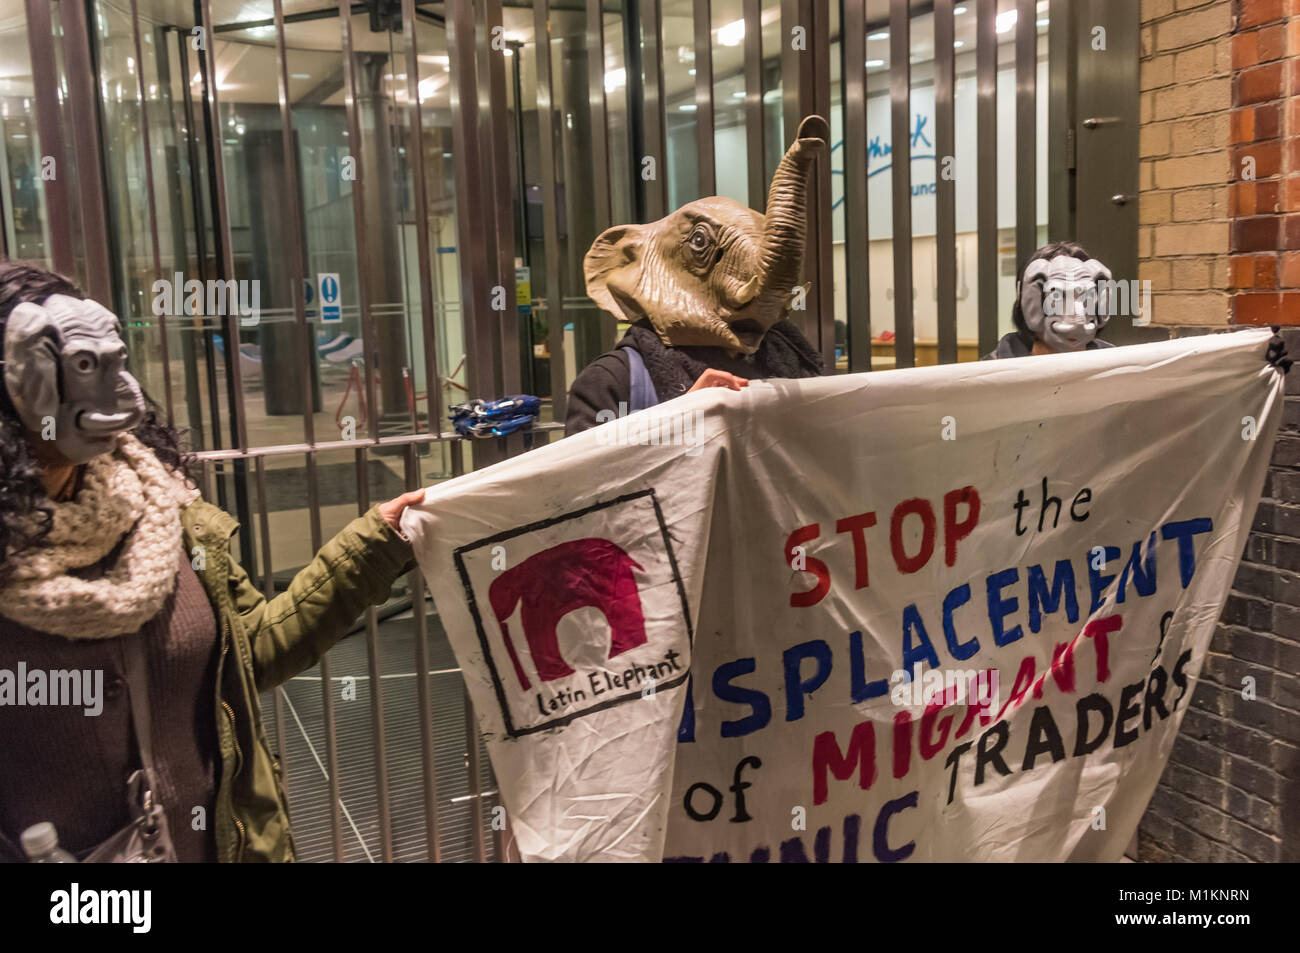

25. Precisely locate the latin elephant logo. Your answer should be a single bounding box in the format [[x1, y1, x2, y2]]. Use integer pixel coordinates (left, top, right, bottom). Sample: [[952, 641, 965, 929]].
[[455, 488, 693, 737], [489, 538, 647, 691]]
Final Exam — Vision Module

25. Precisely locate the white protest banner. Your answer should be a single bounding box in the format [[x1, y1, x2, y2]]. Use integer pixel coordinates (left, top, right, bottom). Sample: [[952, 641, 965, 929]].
[[402, 330, 1282, 862]]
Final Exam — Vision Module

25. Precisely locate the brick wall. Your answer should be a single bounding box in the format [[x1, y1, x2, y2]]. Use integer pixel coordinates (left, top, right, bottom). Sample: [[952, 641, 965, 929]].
[[1139, 0, 1300, 863]]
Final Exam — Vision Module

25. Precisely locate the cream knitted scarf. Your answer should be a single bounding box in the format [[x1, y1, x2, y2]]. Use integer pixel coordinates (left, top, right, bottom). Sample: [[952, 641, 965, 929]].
[[0, 434, 199, 639]]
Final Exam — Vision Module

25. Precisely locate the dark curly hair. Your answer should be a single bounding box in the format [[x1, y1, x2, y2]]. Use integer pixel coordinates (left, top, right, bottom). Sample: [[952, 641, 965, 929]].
[[0, 260, 190, 572]]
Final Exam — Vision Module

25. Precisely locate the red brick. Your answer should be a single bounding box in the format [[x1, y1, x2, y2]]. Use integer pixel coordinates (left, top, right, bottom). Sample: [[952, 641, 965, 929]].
[[1281, 251, 1300, 287], [1232, 255, 1257, 287], [1233, 25, 1285, 69], [1285, 212, 1300, 249], [1234, 103, 1283, 144], [1288, 137, 1300, 172], [1233, 291, 1282, 324], [1237, 62, 1285, 105], [1283, 175, 1300, 211], [1231, 253, 1280, 288], [1256, 101, 1283, 140], [1262, 22, 1287, 61], [1235, 31, 1259, 70], [1233, 107, 1257, 144], [1288, 98, 1300, 133], [1233, 181, 1258, 216], [1258, 178, 1281, 213], [1241, 0, 1287, 29], [1236, 214, 1282, 251], [1258, 255, 1280, 288], [1237, 140, 1283, 178]]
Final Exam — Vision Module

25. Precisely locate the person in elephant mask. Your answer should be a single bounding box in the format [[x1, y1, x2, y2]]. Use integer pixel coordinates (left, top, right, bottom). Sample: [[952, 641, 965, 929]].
[[983, 241, 1119, 359], [565, 116, 831, 436]]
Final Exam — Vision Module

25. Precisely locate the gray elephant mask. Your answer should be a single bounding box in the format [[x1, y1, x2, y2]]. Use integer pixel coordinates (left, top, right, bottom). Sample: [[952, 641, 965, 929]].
[[3, 293, 146, 463], [584, 115, 829, 354], [1019, 255, 1113, 353]]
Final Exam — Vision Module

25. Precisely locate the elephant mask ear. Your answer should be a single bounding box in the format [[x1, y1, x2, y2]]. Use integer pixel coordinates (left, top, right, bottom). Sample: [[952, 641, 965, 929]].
[[584, 224, 646, 323], [1019, 257, 1051, 337], [3, 301, 62, 432]]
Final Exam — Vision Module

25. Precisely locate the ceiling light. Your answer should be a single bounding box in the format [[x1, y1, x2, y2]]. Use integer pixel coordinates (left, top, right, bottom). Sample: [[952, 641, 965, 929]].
[[953, 40, 964, 48], [954, 5, 967, 13], [866, 59, 885, 67], [679, 103, 697, 112], [869, 31, 888, 40], [718, 19, 744, 46], [996, 10, 1017, 33], [605, 67, 626, 92]]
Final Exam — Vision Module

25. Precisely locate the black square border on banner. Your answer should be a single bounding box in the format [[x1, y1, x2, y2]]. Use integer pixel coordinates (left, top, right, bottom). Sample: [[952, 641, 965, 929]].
[[453, 487, 695, 738]]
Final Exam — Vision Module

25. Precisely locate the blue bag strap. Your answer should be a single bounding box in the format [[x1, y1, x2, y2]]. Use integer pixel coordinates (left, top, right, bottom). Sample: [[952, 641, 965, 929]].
[[624, 346, 659, 413]]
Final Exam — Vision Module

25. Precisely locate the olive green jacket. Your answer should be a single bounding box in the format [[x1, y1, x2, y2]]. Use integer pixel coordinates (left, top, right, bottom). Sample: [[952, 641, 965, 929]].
[[182, 498, 415, 862]]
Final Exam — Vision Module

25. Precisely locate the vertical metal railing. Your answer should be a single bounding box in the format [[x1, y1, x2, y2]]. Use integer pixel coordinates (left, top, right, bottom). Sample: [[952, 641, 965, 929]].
[[843, 0, 870, 373], [1015, 0, 1038, 269], [482, 0, 521, 399], [888, 0, 914, 369], [355, 448, 394, 861], [198, 0, 248, 454], [403, 443, 441, 861], [935, 0, 958, 366], [58, 0, 113, 307], [976, 0, 1000, 356], [337, 2, 382, 443], [401, 0, 446, 437], [129, 0, 174, 424], [533, 0, 570, 422], [743, 0, 765, 212], [587, 0, 617, 355], [638, 0, 667, 221], [693, 0, 716, 198]]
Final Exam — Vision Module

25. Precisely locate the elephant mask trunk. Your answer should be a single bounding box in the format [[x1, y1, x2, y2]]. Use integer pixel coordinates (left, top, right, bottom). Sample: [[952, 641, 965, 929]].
[[755, 115, 829, 310]]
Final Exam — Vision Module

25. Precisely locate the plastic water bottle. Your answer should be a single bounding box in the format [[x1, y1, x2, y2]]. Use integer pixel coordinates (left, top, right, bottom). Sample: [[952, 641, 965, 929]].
[[21, 822, 77, 863]]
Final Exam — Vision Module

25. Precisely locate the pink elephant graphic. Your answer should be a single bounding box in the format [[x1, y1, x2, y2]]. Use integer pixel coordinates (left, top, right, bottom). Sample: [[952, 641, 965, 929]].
[[488, 538, 648, 691]]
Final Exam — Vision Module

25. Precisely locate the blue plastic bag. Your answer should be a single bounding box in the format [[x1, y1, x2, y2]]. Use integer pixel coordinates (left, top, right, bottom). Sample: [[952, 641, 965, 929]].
[[450, 395, 541, 438]]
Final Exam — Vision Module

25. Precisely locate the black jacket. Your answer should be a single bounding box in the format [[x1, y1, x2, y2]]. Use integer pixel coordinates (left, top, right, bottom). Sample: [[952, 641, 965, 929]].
[[982, 330, 1115, 361], [565, 321, 825, 435]]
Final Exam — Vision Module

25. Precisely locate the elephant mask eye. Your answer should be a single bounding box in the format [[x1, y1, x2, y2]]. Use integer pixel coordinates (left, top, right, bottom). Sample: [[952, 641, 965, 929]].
[[684, 223, 717, 270]]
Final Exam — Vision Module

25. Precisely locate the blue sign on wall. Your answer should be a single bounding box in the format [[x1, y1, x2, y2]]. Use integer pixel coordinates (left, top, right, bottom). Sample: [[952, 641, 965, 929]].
[[318, 273, 341, 323]]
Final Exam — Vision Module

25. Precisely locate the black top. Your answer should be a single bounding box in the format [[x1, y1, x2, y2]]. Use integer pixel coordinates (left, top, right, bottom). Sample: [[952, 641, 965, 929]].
[[564, 321, 825, 436], [982, 330, 1116, 361]]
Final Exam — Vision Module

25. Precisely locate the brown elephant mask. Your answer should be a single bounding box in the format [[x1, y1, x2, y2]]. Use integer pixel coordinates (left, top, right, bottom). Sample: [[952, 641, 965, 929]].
[[583, 115, 829, 354]]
